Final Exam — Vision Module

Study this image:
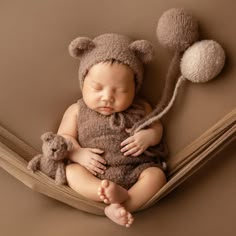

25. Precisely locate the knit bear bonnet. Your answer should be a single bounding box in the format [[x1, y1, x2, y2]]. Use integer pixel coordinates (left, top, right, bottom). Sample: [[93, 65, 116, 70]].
[[68, 33, 155, 92]]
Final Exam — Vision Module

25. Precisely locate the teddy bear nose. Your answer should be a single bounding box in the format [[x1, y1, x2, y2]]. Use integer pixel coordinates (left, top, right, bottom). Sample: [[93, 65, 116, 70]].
[[52, 148, 57, 152]]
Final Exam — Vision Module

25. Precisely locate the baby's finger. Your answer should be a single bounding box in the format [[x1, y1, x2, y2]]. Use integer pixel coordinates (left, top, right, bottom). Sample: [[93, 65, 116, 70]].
[[88, 160, 105, 174], [91, 159, 106, 170], [90, 148, 104, 154], [86, 166, 97, 176], [90, 165, 105, 175], [120, 136, 134, 147], [124, 147, 139, 156], [89, 159, 104, 169], [121, 142, 136, 153], [131, 149, 143, 157], [93, 154, 107, 165]]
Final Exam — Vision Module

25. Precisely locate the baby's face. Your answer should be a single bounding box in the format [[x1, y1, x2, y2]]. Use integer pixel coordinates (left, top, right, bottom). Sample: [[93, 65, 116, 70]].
[[82, 62, 135, 115]]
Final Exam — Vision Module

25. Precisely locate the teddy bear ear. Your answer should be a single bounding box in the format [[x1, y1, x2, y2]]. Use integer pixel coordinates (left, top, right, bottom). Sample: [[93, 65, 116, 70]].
[[129, 40, 155, 64], [68, 37, 95, 59], [41, 131, 54, 142]]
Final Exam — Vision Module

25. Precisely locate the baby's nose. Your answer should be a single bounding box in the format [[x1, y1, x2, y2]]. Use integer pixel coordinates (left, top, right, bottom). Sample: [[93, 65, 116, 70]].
[[102, 90, 114, 102]]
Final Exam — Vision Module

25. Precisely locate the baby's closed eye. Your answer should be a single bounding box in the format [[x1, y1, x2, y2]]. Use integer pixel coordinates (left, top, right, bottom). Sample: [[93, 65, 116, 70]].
[[91, 84, 103, 91], [116, 88, 129, 93]]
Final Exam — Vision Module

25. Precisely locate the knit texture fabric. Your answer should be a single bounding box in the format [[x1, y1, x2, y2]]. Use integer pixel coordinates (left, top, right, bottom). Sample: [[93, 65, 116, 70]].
[[157, 8, 199, 52], [77, 98, 166, 190], [181, 40, 226, 83]]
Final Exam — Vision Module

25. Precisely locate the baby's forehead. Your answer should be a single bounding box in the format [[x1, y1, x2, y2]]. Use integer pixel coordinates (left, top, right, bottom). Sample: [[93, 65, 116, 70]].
[[89, 61, 134, 77], [83, 61, 137, 90]]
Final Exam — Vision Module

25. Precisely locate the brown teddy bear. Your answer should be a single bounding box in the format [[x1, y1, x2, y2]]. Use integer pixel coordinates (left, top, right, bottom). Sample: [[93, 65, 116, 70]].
[[27, 131, 72, 185]]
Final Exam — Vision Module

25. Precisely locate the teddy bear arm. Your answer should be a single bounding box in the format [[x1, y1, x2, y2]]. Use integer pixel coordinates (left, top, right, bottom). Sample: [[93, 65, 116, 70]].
[[55, 163, 67, 185], [27, 154, 42, 172]]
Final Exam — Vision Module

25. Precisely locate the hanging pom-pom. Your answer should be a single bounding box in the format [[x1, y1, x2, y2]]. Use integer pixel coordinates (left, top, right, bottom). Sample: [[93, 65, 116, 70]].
[[156, 8, 199, 52], [181, 40, 226, 83]]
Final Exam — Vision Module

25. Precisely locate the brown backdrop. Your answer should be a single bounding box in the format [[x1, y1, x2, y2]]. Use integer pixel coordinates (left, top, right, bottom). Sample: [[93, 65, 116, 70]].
[[0, 0, 235, 235]]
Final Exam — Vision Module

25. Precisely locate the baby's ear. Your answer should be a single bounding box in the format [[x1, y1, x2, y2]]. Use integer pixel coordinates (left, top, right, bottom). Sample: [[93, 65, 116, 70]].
[[68, 37, 95, 59], [129, 40, 155, 64], [41, 131, 54, 142]]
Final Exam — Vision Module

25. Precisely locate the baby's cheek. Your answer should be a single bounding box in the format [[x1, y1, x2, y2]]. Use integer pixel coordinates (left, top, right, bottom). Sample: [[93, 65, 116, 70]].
[[83, 95, 97, 109], [117, 97, 133, 111]]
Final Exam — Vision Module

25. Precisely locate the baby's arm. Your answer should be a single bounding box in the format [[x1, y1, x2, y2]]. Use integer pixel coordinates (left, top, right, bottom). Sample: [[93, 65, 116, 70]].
[[120, 101, 163, 157], [57, 103, 106, 175]]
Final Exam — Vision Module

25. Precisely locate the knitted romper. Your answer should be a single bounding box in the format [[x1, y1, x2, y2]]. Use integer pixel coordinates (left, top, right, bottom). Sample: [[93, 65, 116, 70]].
[[77, 98, 167, 190]]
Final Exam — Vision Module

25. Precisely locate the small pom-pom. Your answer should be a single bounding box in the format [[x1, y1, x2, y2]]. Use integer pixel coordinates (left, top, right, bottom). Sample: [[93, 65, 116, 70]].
[[129, 40, 155, 64], [181, 40, 226, 83], [68, 37, 95, 58]]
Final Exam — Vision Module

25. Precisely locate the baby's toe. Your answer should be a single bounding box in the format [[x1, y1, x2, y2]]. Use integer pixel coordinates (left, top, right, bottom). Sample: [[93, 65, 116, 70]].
[[99, 194, 108, 203], [101, 179, 109, 188], [97, 188, 102, 197], [118, 208, 126, 217], [103, 198, 110, 204], [125, 223, 131, 228], [128, 217, 134, 225], [125, 218, 134, 227], [126, 212, 134, 227], [127, 213, 133, 220]]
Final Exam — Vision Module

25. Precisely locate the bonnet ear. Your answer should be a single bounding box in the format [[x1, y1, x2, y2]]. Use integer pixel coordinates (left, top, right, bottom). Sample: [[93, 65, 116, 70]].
[[129, 40, 154, 64], [68, 37, 95, 58], [41, 131, 55, 142]]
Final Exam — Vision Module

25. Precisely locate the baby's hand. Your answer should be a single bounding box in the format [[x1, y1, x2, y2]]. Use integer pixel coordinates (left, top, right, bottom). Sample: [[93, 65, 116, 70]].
[[76, 147, 106, 176], [120, 129, 151, 157]]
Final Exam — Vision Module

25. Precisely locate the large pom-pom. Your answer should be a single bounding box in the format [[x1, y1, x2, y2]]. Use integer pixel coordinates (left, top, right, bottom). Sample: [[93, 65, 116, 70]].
[[181, 40, 226, 83], [157, 8, 199, 52]]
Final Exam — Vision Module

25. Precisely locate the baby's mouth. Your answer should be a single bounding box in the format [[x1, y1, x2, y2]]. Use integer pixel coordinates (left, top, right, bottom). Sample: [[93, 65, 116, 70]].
[[100, 107, 113, 112]]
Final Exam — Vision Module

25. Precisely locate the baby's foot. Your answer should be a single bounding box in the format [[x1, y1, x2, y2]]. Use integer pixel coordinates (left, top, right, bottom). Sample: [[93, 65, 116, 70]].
[[105, 203, 134, 227], [97, 180, 129, 204]]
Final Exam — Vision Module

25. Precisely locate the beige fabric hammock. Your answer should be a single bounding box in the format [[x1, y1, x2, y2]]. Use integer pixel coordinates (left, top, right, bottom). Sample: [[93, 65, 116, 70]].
[[0, 108, 235, 216]]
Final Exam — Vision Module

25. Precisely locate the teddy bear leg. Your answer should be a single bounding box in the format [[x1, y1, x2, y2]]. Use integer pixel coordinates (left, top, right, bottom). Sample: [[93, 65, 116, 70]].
[[55, 163, 67, 185]]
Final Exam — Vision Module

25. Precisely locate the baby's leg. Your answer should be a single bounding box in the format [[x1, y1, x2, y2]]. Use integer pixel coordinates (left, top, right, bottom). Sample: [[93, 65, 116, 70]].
[[101, 167, 165, 227], [66, 163, 102, 201], [124, 167, 166, 212], [67, 164, 133, 227], [66, 164, 129, 203]]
